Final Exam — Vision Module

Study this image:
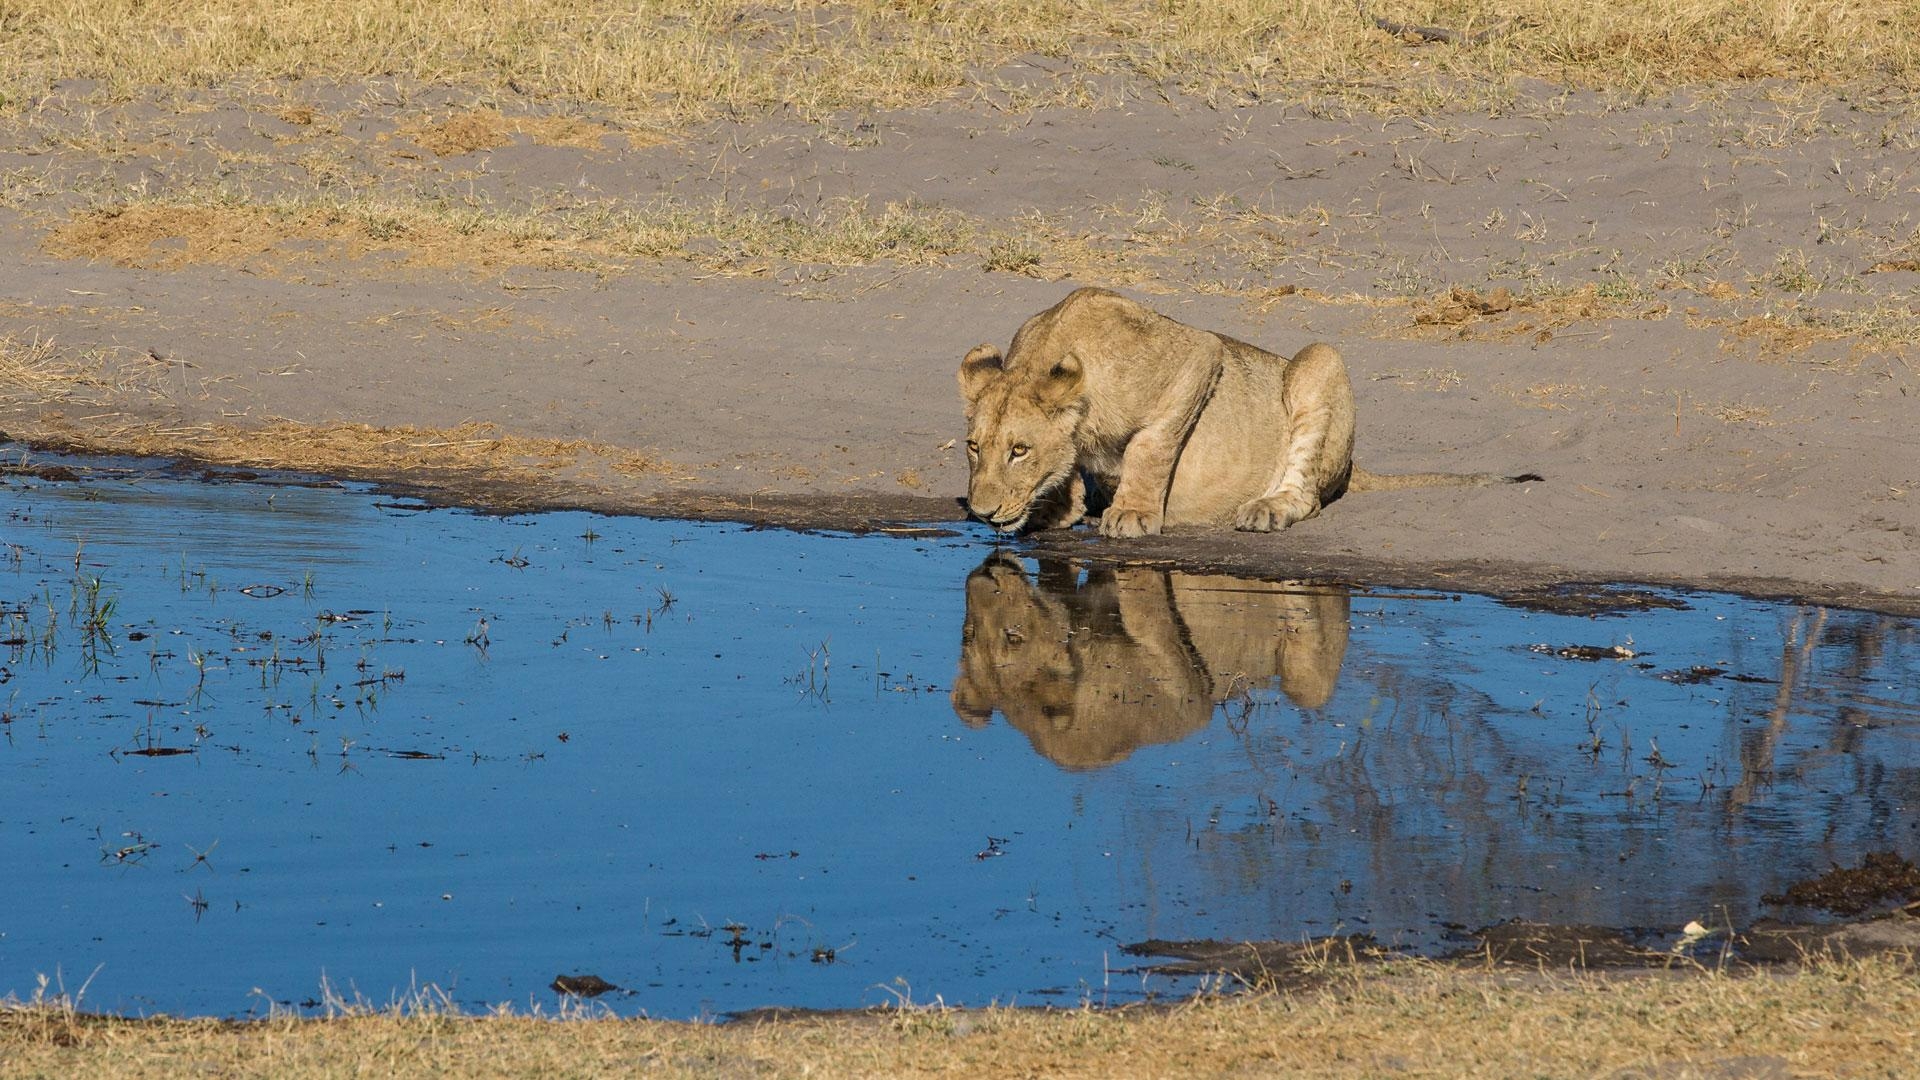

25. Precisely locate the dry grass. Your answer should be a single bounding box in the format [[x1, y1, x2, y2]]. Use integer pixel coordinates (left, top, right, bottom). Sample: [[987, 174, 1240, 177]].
[[1403, 283, 1669, 342], [1373, 365, 1467, 392], [37, 188, 1271, 283], [1707, 400, 1777, 425], [2, 957, 1917, 1078], [979, 209, 1152, 285], [31, 196, 1920, 365], [42, 194, 977, 276], [0, 335, 169, 408], [34, 182, 1371, 287], [1689, 303, 1920, 365], [3, 1, 1918, 125], [0, 335, 107, 407], [4, 336, 679, 496], [9, 418, 673, 484], [393, 108, 659, 156], [1391, 280, 1920, 364]]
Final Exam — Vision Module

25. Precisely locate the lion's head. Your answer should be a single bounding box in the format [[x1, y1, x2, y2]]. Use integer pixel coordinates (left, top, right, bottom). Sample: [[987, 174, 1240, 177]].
[[957, 343, 1086, 533], [951, 555, 1354, 770], [950, 554, 1214, 770], [950, 553, 1079, 731]]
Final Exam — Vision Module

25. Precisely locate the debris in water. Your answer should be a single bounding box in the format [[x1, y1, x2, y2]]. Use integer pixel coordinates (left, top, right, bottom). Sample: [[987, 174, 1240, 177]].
[[1763, 852, 1920, 915], [1531, 643, 1638, 661], [551, 974, 620, 997]]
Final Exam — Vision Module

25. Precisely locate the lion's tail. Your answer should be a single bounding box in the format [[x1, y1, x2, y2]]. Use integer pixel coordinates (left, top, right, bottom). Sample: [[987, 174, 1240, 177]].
[[1348, 465, 1544, 492]]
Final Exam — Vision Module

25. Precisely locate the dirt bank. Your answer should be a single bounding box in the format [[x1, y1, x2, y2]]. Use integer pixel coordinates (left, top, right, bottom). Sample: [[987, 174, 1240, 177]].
[[2, 73, 1916, 614]]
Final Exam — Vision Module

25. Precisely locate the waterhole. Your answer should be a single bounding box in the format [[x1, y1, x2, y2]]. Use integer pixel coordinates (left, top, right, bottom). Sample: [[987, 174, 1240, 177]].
[[2, 457, 1916, 1017]]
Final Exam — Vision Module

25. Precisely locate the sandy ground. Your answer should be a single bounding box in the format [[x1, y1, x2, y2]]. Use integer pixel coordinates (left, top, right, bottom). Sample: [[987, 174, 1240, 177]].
[[1, 78, 1916, 612]]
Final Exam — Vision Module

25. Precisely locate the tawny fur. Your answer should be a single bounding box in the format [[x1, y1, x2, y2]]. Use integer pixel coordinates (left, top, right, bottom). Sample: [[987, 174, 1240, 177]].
[[950, 554, 1350, 769], [958, 287, 1532, 537]]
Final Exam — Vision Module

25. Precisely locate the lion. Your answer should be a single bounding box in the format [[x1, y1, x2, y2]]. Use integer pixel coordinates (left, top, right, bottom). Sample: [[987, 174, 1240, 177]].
[[959, 287, 1536, 537], [950, 553, 1350, 770]]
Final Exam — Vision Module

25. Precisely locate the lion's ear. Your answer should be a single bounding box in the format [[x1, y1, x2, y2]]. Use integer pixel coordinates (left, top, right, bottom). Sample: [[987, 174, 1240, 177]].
[[958, 343, 1004, 403], [1031, 352, 1084, 410]]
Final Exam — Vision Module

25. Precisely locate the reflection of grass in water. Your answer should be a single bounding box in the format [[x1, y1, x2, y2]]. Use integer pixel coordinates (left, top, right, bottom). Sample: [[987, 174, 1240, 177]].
[[5, 954, 1920, 1075], [635, 586, 677, 633], [790, 637, 831, 702], [464, 617, 491, 659]]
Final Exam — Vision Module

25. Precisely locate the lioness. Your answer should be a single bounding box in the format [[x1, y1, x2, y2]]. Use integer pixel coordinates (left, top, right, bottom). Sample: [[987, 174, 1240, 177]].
[[951, 553, 1350, 769], [960, 287, 1535, 537]]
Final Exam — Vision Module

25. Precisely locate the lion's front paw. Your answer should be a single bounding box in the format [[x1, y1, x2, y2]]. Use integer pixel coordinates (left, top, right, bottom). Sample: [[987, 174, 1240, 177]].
[[1234, 492, 1317, 532], [1099, 506, 1163, 539]]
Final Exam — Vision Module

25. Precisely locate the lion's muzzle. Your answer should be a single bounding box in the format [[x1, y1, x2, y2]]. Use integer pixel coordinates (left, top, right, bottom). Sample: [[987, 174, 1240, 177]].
[[969, 499, 1028, 532]]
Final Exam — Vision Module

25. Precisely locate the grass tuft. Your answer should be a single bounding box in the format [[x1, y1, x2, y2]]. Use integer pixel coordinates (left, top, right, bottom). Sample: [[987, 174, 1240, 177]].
[[42, 194, 976, 276], [15, 418, 673, 483], [0, 336, 169, 408], [2, 954, 1918, 1078], [394, 108, 643, 156], [4, 2, 1919, 126]]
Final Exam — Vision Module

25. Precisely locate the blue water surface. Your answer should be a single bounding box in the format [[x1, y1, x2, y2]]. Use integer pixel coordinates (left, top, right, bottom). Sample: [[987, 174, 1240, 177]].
[[1, 458, 1915, 1018]]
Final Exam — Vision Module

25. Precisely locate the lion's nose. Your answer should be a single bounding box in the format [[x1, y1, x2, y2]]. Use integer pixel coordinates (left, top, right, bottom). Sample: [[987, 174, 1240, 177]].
[[966, 494, 1021, 530]]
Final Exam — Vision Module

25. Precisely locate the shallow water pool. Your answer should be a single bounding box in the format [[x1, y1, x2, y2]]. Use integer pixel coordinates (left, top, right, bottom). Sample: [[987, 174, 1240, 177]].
[[1, 457, 1916, 1017]]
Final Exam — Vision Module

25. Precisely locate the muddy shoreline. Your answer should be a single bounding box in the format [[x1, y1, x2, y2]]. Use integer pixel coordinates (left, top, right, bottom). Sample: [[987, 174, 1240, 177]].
[[730, 903, 1920, 1022], [4, 80, 1918, 634], [1124, 911, 1920, 988], [9, 436, 1916, 621], [742, 914, 1920, 1024]]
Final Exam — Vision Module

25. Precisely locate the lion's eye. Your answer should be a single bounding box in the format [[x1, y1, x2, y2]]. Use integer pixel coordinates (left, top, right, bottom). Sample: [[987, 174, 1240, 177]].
[[1009, 444, 1029, 461], [965, 440, 979, 456], [1004, 627, 1026, 645]]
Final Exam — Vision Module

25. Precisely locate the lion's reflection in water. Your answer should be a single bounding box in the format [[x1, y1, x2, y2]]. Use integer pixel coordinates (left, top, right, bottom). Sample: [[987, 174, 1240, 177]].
[[951, 553, 1350, 769]]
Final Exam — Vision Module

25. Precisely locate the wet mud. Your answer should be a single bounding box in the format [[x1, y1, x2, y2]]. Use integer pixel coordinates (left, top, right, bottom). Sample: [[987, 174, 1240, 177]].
[[12, 431, 1918, 620], [1128, 911, 1920, 987], [1763, 852, 1920, 916]]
